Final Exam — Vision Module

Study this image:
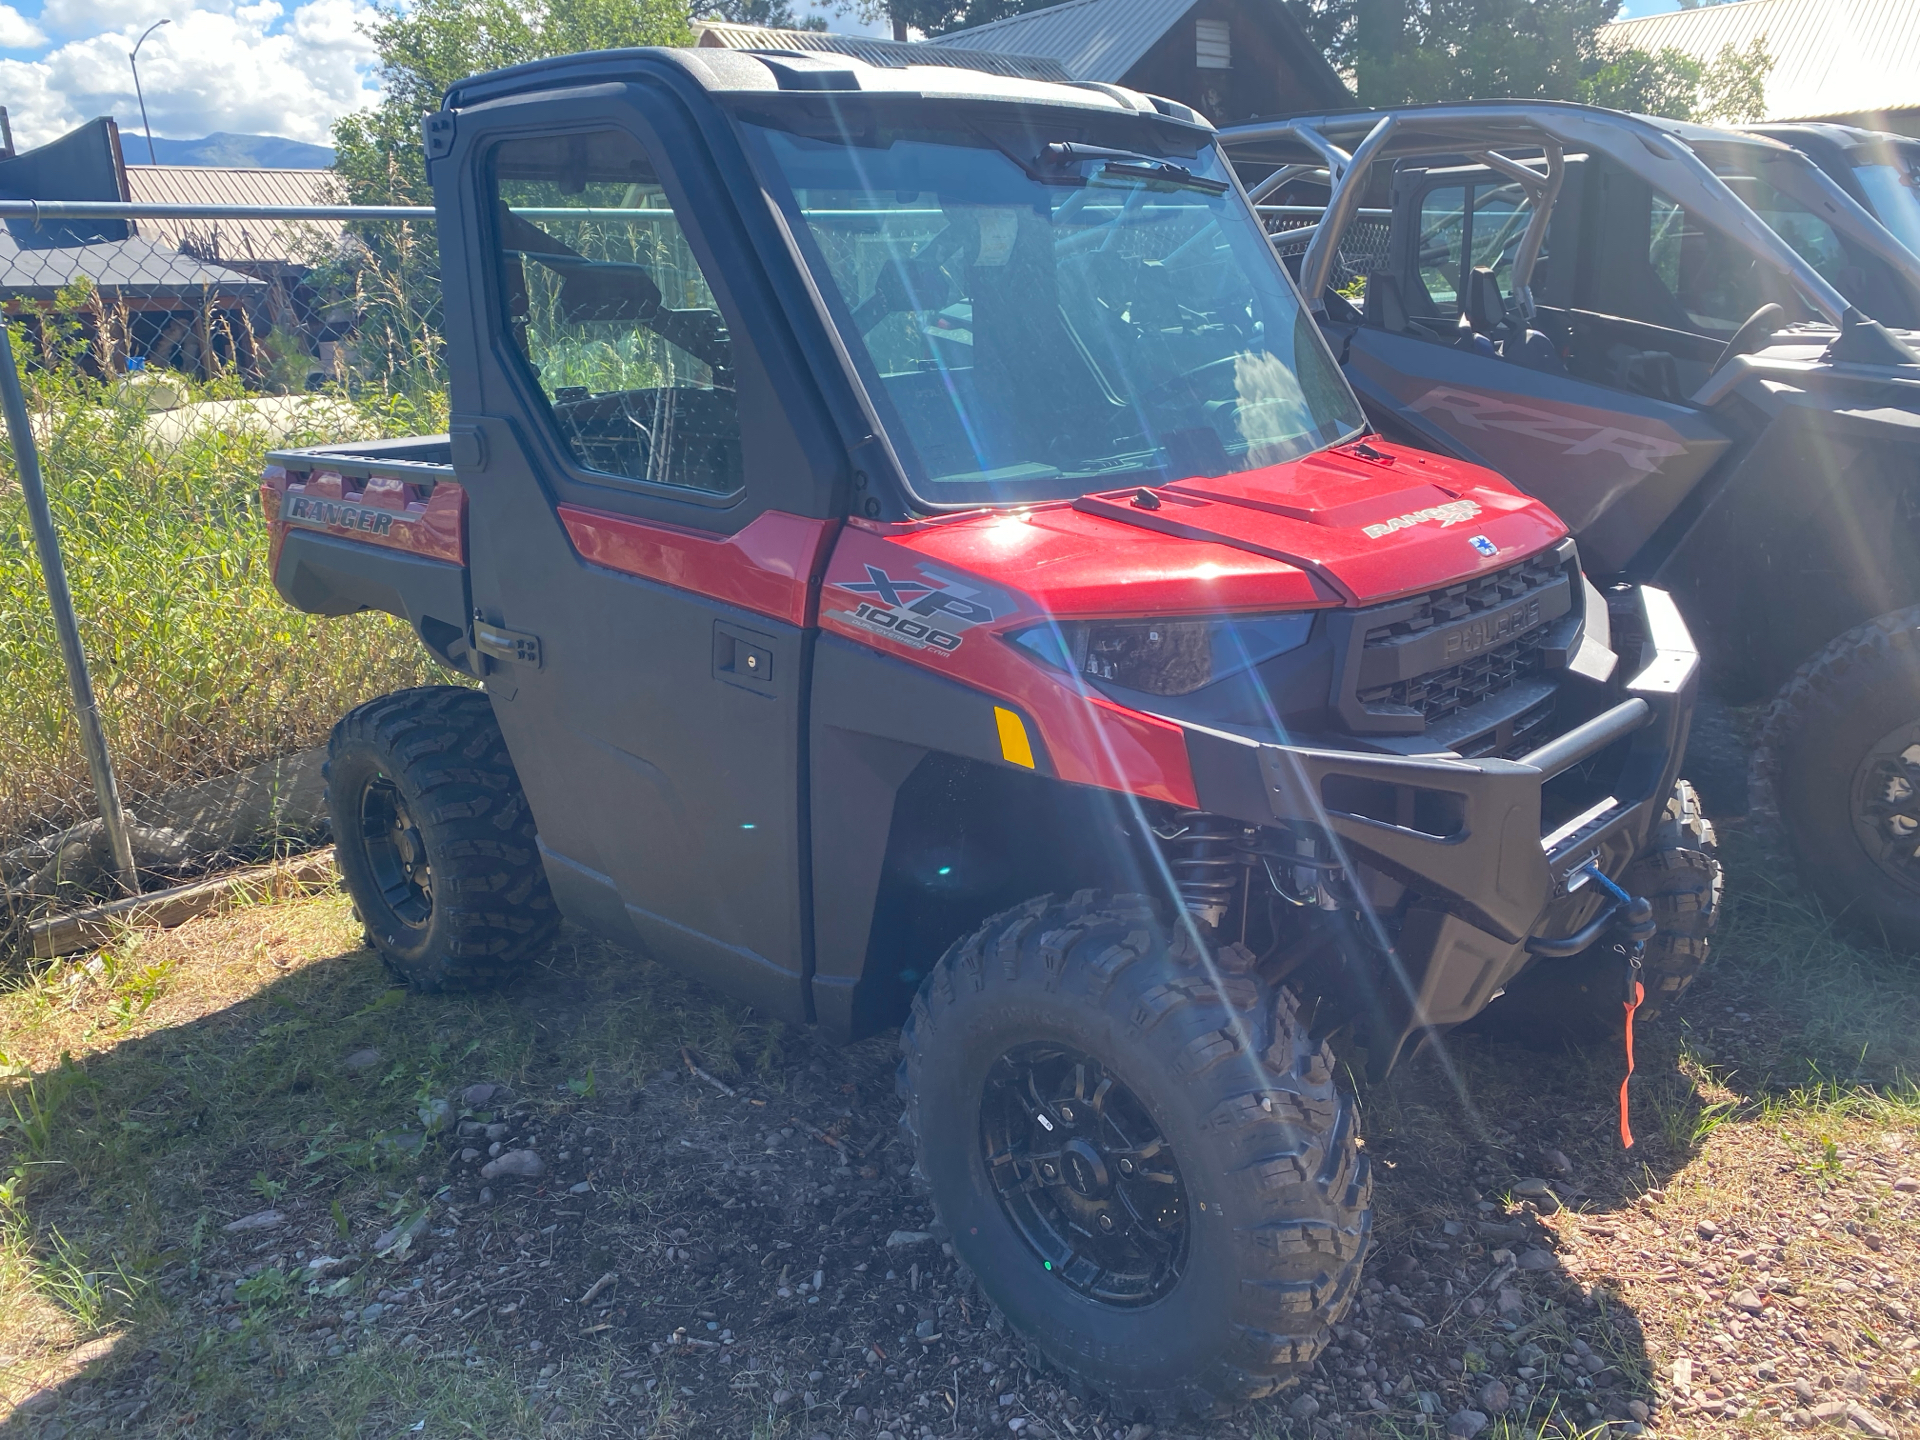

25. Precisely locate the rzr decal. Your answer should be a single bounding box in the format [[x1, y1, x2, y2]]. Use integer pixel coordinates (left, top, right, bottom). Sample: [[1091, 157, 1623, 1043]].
[[1361, 498, 1482, 540], [830, 563, 1005, 654], [1408, 386, 1687, 475]]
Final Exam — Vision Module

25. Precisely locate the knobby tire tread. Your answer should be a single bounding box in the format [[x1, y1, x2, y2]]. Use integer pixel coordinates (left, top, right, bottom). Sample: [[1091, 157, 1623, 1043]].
[[326, 685, 557, 992], [897, 892, 1371, 1417]]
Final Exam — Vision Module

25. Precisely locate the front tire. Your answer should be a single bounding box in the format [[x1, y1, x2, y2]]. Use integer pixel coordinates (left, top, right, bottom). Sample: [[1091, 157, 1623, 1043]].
[[1753, 609, 1920, 949], [898, 893, 1371, 1418], [325, 686, 558, 991]]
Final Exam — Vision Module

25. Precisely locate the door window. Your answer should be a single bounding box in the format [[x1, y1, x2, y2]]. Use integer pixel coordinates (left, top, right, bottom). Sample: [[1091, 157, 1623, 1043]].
[[1647, 193, 1776, 335], [1417, 184, 1466, 311], [490, 130, 742, 494], [1469, 182, 1535, 299]]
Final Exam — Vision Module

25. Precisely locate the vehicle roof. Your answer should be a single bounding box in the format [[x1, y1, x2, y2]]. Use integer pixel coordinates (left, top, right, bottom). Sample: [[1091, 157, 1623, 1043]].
[[443, 44, 1210, 128]]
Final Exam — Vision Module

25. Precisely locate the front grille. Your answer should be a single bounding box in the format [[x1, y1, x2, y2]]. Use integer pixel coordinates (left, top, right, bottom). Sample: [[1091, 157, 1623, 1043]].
[[1358, 626, 1551, 725], [1363, 553, 1567, 648]]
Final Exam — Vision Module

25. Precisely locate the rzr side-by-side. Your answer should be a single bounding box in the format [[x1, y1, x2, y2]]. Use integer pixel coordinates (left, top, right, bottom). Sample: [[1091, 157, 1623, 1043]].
[[1224, 101, 1920, 947], [264, 56, 1711, 1416]]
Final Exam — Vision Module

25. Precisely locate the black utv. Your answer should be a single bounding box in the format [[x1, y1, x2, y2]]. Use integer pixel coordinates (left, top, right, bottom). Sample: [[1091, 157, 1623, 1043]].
[[1224, 100, 1920, 946]]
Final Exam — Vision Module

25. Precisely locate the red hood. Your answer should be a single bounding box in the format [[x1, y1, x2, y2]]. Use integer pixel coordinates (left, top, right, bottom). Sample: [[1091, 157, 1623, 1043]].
[[860, 441, 1567, 617]]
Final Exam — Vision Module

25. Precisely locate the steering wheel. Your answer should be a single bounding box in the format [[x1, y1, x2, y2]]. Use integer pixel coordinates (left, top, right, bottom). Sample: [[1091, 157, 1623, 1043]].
[[1710, 302, 1785, 376]]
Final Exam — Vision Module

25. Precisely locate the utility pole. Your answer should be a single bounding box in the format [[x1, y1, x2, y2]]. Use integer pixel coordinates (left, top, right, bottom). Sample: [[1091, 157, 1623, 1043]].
[[130, 18, 171, 165]]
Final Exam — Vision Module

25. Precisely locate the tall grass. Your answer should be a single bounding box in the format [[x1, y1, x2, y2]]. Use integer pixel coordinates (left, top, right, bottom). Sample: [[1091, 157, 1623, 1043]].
[[0, 281, 452, 853]]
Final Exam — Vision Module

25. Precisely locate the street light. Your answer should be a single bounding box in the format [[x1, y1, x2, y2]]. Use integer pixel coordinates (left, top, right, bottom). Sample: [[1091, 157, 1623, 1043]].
[[129, 18, 170, 165]]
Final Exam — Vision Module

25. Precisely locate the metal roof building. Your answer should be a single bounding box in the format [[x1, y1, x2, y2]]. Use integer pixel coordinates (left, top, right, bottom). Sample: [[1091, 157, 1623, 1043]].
[[922, 0, 1351, 122], [694, 0, 1350, 126], [1605, 0, 1920, 135], [123, 165, 346, 261]]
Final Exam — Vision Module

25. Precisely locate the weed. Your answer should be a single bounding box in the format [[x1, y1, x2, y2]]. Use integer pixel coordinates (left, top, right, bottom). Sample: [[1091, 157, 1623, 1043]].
[[235, 1266, 293, 1308]]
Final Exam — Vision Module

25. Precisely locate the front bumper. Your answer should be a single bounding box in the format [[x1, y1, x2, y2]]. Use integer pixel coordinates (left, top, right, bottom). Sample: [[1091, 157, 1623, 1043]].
[[1182, 584, 1697, 1069]]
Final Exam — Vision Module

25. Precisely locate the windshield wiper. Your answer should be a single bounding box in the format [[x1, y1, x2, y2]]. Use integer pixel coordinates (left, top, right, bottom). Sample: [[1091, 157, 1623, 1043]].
[[1033, 142, 1230, 195]]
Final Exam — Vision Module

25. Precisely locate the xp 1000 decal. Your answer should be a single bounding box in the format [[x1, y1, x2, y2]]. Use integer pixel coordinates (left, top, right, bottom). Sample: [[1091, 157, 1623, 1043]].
[[829, 562, 1008, 654]]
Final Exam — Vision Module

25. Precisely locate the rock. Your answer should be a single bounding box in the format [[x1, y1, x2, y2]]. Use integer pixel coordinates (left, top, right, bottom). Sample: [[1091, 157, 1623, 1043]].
[[1810, 1400, 1849, 1423], [1847, 1406, 1894, 1437], [457, 1120, 487, 1139], [1122, 1428, 1153, 1440], [569, 1181, 591, 1195], [1513, 1179, 1552, 1197], [462, 1083, 499, 1107], [1478, 1381, 1510, 1415], [1289, 1395, 1320, 1422], [461, 1148, 481, 1164], [478, 1187, 492, 1203], [914, 1320, 940, 1341], [485, 1124, 509, 1141], [1448, 1409, 1489, 1438], [359, 1303, 385, 1324], [1891, 1177, 1917, 1193], [1515, 1344, 1547, 1369], [1757, 1359, 1779, 1381], [1545, 1149, 1572, 1175], [374, 1213, 429, 1255], [1516, 1249, 1556, 1271], [1397, 1312, 1427, 1330], [1697, 1220, 1720, 1240], [1496, 1287, 1523, 1317], [1730, 1288, 1765, 1313], [480, 1149, 545, 1181], [886, 1230, 935, 1249], [418, 1098, 452, 1132], [222, 1209, 284, 1233], [1795, 1380, 1818, 1403], [772, 1389, 794, 1406], [341, 1048, 382, 1072], [1627, 1400, 1649, 1422]]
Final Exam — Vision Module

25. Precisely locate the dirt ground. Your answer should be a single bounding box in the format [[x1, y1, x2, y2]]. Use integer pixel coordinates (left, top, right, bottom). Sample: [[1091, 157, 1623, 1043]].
[[1, 831, 1918, 1440]]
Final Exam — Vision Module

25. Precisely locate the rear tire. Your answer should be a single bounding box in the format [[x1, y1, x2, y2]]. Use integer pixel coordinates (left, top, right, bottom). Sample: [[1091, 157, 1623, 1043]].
[[1479, 782, 1721, 1043], [325, 686, 558, 991], [1753, 608, 1920, 949], [898, 892, 1371, 1418]]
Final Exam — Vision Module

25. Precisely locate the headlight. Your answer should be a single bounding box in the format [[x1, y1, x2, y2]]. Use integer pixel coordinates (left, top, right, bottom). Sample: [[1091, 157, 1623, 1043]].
[[1011, 612, 1316, 697]]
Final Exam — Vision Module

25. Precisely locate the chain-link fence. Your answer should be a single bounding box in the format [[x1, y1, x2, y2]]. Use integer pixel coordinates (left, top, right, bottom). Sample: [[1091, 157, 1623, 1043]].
[[1259, 206, 1393, 295], [0, 199, 450, 929]]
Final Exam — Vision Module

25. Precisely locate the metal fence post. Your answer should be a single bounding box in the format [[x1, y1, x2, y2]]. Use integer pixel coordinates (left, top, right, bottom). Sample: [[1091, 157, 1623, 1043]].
[[0, 323, 140, 896]]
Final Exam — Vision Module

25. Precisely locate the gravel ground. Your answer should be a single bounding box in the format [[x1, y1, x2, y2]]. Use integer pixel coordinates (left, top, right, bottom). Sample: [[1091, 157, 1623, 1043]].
[[3, 870, 1918, 1439]]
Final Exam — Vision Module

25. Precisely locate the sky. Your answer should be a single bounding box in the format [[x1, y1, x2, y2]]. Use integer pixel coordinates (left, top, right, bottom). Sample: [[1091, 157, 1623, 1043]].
[[0, 0, 1690, 154], [0, 0, 878, 152]]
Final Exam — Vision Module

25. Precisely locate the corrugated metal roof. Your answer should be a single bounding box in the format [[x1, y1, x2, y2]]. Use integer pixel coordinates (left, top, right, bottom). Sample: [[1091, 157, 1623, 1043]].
[[123, 165, 346, 261], [693, 23, 1074, 79], [922, 0, 1199, 79], [0, 228, 266, 300], [1605, 0, 1920, 122]]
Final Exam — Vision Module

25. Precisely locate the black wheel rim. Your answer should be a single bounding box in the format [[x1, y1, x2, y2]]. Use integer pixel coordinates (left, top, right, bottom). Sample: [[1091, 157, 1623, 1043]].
[[359, 775, 433, 931], [1848, 719, 1920, 895], [979, 1045, 1189, 1308]]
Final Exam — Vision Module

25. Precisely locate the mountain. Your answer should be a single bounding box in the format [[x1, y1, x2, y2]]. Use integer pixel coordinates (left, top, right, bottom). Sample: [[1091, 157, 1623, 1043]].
[[135, 133, 335, 169]]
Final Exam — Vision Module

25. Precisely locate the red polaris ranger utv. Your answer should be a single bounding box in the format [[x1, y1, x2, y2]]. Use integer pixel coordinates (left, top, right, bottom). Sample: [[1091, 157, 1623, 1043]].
[[262, 45, 1713, 1416]]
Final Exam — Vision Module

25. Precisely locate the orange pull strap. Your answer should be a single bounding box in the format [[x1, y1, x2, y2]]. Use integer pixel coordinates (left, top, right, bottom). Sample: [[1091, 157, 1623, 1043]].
[[1619, 979, 1644, 1148]]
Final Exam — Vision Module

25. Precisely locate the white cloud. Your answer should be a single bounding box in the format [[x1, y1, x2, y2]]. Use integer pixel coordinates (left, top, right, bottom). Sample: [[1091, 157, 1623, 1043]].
[[3, 0, 381, 149], [0, 4, 47, 46]]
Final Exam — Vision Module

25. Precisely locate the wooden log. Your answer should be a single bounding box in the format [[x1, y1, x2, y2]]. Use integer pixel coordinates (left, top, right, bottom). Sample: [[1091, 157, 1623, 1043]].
[[27, 847, 338, 959]]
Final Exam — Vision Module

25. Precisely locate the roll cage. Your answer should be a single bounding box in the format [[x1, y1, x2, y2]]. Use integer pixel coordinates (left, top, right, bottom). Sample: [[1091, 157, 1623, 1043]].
[[1220, 101, 1877, 334]]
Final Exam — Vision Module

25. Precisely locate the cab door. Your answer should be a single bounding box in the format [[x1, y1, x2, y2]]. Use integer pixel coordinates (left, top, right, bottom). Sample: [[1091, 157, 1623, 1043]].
[[431, 86, 846, 1021], [1341, 166, 1730, 574]]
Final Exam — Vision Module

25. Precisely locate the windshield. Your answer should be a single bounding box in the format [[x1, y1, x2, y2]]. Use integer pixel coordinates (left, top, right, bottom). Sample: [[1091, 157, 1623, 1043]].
[[742, 116, 1363, 507], [1854, 161, 1920, 257]]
